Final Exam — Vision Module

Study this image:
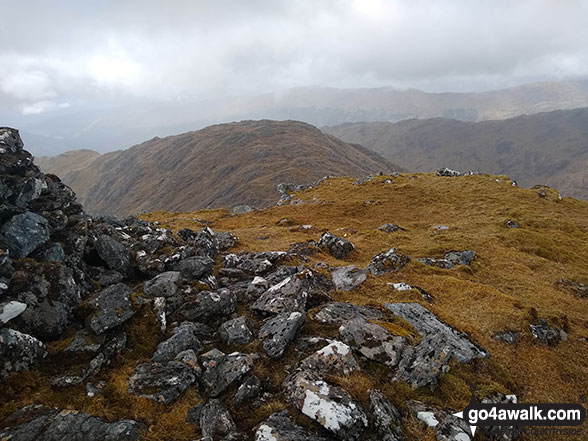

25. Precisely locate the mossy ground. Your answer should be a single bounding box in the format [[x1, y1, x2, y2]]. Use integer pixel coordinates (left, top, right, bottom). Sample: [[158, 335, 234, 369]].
[[2, 173, 588, 440]]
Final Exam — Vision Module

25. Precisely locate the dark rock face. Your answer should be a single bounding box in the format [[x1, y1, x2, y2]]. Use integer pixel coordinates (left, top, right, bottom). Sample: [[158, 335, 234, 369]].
[[368, 248, 410, 275], [128, 361, 197, 404], [251, 269, 332, 315], [493, 330, 519, 344], [174, 255, 214, 280], [330, 265, 367, 291], [89, 283, 136, 335], [318, 232, 355, 259], [199, 399, 237, 440], [255, 411, 328, 441], [234, 375, 263, 405], [175, 288, 236, 322], [0, 328, 46, 376], [199, 349, 257, 397], [152, 321, 203, 362], [219, 316, 254, 345], [144, 271, 182, 297], [259, 311, 305, 358], [0, 212, 49, 258], [94, 234, 133, 277], [558, 277, 588, 298], [0, 405, 143, 441]]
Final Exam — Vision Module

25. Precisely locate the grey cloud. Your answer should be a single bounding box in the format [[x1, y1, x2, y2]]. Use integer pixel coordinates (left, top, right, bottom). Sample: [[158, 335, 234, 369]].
[[1, 0, 588, 117]]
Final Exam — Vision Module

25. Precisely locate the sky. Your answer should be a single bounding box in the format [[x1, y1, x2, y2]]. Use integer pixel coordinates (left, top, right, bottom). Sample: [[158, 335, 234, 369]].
[[1, 0, 588, 120]]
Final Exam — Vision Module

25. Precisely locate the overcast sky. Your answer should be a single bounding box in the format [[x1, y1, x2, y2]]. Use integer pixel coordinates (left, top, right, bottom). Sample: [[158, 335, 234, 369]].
[[2, 0, 588, 119]]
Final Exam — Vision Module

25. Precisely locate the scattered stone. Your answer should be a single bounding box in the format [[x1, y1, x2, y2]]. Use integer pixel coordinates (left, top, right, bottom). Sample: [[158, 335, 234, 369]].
[[255, 411, 328, 441], [313, 302, 383, 325], [436, 414, 473, 441], [330, 265, 367, 291], [0, 328, 47, 376], [89, 283, 136, 335], [259, 311, 305, 358], [64, 329, 106, 354], [285, 372, 367, 440], [436, 168, 478, 177], [289, 240, 319, 257], [199, 349, 257, 397], [86, 381, 107, 397], [339, 318, 406, 366], [506, 219, 520, 229], [378, 223, 405, 233], [368, 248, 411, 275], [144, 271, 182, 297], [0, 300, 27, 325], [152, 321, 203, 362], [232, 204, 255, 214], [386, 303, 488, 362], [318, 232, 354, 259], [234, 375, 263, 405], [395, 333, 452, 389], [432, 225, 450, 231], [199, 399, 237, 440], [97, 270, 124, 287], [174, 255, 214, 280], [300, 341, 359, 375], [370, 389, 404, 441], [176, 288, 236, 322], [557, 277, 588, 298], [128, 361, 197, 404], [0, 406, 142, 441], [417, 410, 440, 427], [153, 297, 166, 332], [0, 212, 49, 258], [492, 330, 519, 344], [94, 234, 133, 277], [417, 250, 475, 269], [251, 269, 332, 315], [219, 316, 255, 345], [530, 321, 565, 346]]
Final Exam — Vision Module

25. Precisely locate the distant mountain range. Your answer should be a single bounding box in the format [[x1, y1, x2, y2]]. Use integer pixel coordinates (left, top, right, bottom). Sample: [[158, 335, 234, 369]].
[[36, 120, 398, 216], [20, 79, 588, 156], [325, 107, 588, 200]]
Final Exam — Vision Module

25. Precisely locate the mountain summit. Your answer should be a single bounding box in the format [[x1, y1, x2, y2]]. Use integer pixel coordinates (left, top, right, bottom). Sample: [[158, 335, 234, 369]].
[[37, 120, 399, 216]]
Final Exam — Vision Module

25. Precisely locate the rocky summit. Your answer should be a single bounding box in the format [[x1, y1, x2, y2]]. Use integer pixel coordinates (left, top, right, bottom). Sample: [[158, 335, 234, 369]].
[[1, 127, 588, 441]]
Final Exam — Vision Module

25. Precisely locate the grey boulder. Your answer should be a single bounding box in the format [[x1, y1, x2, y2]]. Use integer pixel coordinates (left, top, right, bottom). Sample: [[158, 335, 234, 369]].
[[368, 248, 411, 275], [255, 411, 328, 441], [330, 265, 367, 291], [199, 349, 257, 397], [94, 234, 133, 277], [0, 212, 49, 258], [199, 399, 237, 440], [144, 271, 182, 297], [0, 328, 47, 376], [259, 311, 305, 358], [128, 360, 197, 404], [318, 232, 354, 259], [89, 283, 136, 335], [152, 321, 203, 362], [219, 316, 255, 345], [312, 302, 383, 325]]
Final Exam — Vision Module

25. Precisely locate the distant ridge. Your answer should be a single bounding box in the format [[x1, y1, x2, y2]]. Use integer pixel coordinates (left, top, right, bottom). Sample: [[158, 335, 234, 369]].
[[325, 107, 588, 200], [36, 120, 400, 216]]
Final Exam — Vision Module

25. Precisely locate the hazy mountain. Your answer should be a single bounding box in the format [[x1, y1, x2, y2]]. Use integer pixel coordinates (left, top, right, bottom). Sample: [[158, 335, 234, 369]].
[[19, 79, 588, 156], [325, 107, 588, 200], [36, 120, 399, 216]]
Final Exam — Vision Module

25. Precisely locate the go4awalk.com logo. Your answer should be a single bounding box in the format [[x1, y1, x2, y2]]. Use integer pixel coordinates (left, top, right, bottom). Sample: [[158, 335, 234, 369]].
[[453, 387, 586, 438]]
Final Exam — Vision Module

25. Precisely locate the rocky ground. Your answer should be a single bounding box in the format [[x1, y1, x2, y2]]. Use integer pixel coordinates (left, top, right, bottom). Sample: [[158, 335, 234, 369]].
[[1, 127, 587, 440]]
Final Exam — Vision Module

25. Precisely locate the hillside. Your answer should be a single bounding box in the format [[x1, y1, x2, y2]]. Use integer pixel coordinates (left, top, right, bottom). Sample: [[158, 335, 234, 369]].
[[35, 120, 399, 216], [2, 127, 588, 441], [20, 80, 588, 156], [325, 107, 588, 200], [35, 149, 101, 180]]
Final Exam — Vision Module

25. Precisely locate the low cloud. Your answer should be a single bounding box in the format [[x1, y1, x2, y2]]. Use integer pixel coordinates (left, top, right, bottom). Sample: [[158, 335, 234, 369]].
[[1, 0, 588, 116]]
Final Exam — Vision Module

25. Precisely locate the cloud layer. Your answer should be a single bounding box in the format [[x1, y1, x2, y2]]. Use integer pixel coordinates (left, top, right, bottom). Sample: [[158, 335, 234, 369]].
[[2, 0, 588, 117]]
